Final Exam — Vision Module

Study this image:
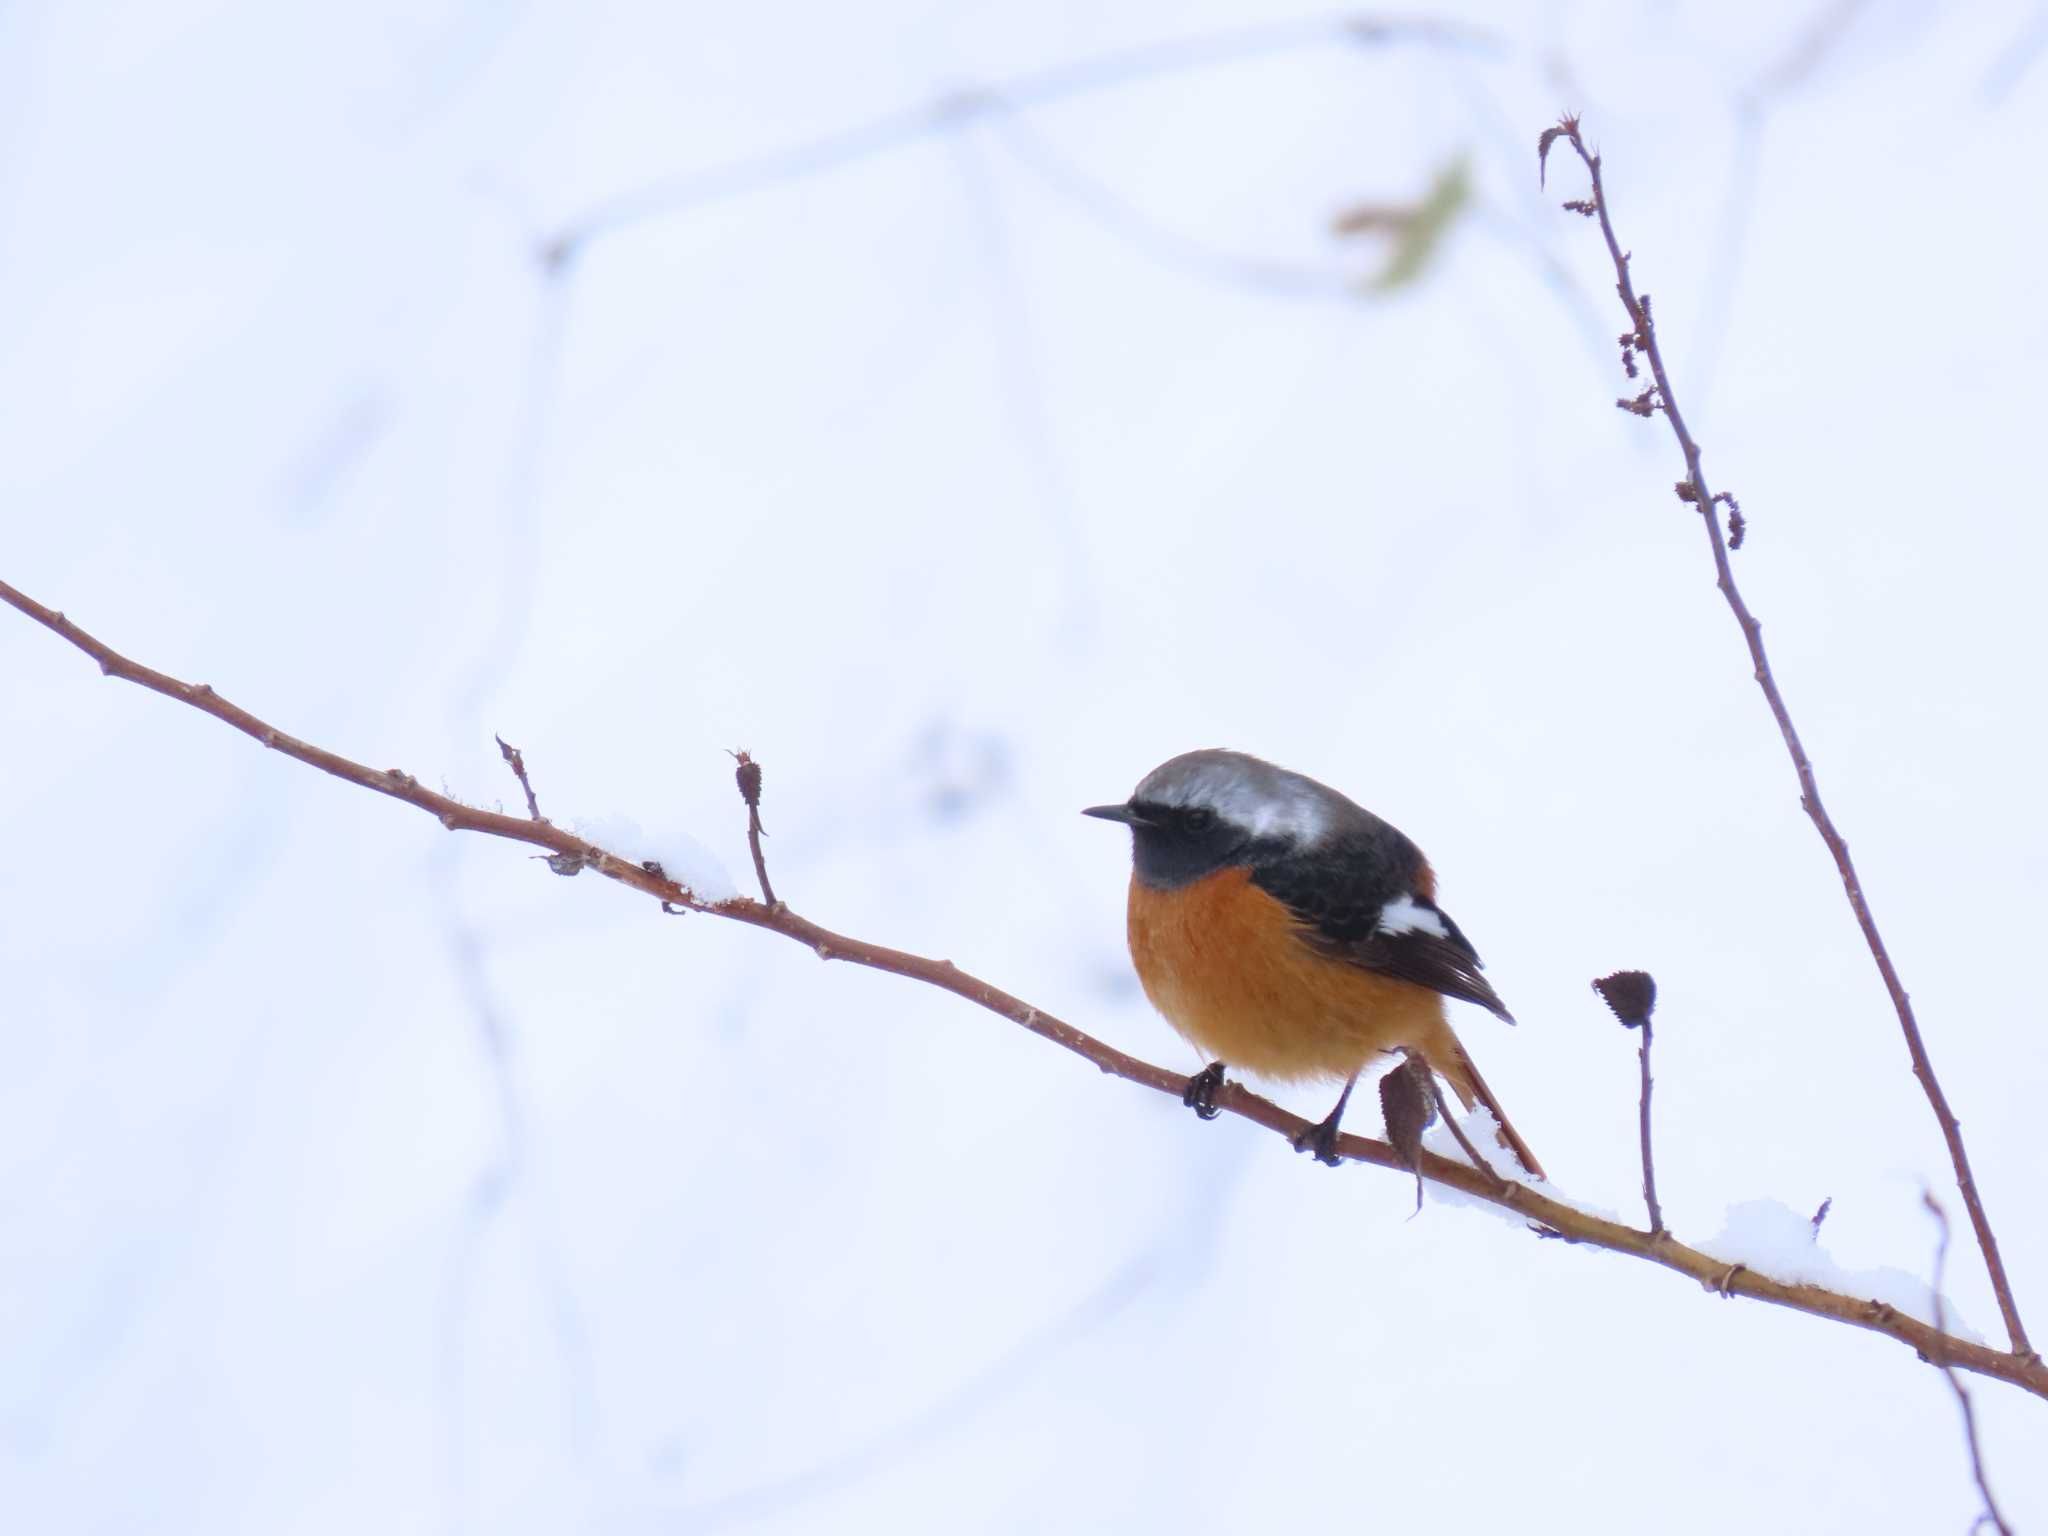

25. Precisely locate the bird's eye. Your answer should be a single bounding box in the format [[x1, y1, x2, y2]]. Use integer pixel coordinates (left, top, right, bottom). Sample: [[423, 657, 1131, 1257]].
[[1184, 807, 1216, 832]]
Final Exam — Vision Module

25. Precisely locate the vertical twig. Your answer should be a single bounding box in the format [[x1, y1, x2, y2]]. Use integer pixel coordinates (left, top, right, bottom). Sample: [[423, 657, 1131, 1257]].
[[1593, 971, 1663, 1236], [731, 749, 777, 906], [1923, 1194, 2012, 1536], [1544, 117, 2032, 1357], [495, 735, 546, 821], [1635, 1018, 1663, 1236]]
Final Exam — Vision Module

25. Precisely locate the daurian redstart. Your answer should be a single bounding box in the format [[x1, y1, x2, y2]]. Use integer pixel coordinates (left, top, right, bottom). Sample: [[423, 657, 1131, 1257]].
[[1086, 748, 1542, 1176]]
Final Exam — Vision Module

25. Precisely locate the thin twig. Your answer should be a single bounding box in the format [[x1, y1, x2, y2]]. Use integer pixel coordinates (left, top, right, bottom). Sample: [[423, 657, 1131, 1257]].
[[1418, 1064, 1511, 1195], [1592, 970, 1663, 1236], [1542, 116, 2034, 1360], [4, 575, 2047, 1403], [730, 750, 776, 907], [1636, 1018, 1664, 1237], [547, 14, 1501, 258], [495, 735, 545, 821], [1924, 1194, 2014, 1535]]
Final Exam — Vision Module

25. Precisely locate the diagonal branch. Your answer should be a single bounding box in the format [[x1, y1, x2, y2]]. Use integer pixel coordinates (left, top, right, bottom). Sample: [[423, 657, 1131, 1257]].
[[1540, 116, 2034, 1361], [4, 574, 2046, 1404]]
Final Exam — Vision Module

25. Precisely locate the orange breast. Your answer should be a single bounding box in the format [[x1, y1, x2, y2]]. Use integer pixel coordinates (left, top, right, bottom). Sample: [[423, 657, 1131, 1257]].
[[1127, 866, 1448, 1083]]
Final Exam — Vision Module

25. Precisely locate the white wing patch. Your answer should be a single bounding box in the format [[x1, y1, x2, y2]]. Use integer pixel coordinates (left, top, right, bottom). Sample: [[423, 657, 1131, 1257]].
[[1376, 894, 1448, 939]]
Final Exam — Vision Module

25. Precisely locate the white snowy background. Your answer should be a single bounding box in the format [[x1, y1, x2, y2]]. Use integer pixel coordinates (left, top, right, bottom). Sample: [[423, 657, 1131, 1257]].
[[4, 1, 2046, 1531]]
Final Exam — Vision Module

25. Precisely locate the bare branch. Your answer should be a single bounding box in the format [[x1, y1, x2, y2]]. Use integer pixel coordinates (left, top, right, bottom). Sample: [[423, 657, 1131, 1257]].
[[1925, 1194, 2014, 1535], [4, 574, 2047, 1404], [1543, 116, 2035, 1360]]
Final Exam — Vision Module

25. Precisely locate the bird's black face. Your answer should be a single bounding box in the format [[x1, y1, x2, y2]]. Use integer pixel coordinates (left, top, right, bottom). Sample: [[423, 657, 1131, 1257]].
[[1082, 799, 1254, 890]]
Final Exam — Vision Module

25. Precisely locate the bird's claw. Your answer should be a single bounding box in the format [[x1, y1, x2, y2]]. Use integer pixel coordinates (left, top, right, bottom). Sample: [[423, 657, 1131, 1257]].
[[1182, 1061, 1226, 1120], [1292, 1117, 1344, 1167]]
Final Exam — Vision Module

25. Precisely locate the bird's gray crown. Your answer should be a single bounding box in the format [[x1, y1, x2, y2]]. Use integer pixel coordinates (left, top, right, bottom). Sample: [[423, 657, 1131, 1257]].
[[1131, 749, 1347, 846]]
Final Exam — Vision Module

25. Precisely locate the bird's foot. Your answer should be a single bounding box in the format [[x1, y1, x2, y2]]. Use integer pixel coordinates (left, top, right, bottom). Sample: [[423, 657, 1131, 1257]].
[[1291, 1113, 1345, 1168], [1182, 1061, 1227, 1120]]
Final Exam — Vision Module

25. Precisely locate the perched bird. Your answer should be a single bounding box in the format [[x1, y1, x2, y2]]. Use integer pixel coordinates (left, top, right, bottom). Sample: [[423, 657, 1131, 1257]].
[[1085, 748, 1542, 1176]]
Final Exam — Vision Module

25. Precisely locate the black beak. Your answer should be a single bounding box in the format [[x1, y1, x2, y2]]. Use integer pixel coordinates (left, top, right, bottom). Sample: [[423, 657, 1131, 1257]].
[[1083, 803, 1145, 826]]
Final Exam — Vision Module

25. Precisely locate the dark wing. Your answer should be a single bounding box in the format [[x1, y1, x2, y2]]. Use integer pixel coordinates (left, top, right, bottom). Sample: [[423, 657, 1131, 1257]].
[[1337, 918, 1514, 1023], [1250, 826, 1514, 1023]]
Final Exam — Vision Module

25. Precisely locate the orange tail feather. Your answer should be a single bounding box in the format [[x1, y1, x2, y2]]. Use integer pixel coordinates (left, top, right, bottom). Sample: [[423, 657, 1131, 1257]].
[[1429, 1033, 1545, 1180]]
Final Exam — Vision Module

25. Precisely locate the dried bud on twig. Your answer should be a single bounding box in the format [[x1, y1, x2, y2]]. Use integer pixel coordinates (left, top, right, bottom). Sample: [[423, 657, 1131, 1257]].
[[1380, 1056, 1437, 1212], [1595, 968, 1664, 1233], [729, 748, 778, 906], [1593, 969, 1658, 1029], [1674, 483, 1747, 548], [1617, 387, 1660, 418], [1536, 114, 1581, 188], [1721, 492, 1747, 549], [732, 750, 763, 812]]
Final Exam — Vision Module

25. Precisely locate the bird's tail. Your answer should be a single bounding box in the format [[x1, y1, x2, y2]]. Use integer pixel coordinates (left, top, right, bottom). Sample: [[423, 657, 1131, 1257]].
[[1429, 1031, 1545, 1181]]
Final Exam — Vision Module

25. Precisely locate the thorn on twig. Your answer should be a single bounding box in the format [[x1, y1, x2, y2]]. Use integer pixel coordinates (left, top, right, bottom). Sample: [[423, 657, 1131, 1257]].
[[1810, 1197, 1833, 1237], [495, 735, 547, 822], [729, 749, 778, 906], [1380, 1056, 1436, 1212]]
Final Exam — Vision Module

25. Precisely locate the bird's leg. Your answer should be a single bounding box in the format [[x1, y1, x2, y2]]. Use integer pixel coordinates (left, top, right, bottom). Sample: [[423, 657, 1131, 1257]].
[[1182, 1060, 1227, 1120], [1292, 1073, 1360, 1167]]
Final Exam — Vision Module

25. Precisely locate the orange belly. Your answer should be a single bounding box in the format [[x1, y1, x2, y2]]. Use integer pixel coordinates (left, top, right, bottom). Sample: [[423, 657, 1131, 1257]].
[[1127, 866, 1448, 1083]]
